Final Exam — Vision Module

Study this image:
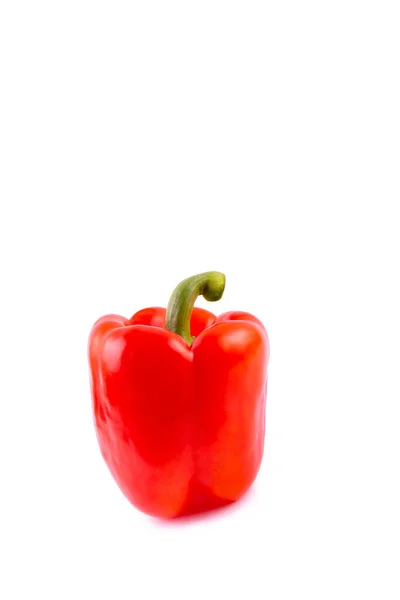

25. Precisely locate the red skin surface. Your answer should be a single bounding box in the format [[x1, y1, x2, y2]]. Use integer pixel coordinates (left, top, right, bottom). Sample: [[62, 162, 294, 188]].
[[88, 307, 269, 518]]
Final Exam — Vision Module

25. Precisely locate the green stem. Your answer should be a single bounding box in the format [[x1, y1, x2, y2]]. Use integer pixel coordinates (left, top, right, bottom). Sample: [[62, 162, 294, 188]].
[[165, 271, 226, 345]]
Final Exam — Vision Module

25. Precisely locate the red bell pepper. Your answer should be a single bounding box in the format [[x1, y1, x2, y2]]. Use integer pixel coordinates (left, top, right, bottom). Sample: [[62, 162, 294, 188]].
[[88, 272, 269, 518]]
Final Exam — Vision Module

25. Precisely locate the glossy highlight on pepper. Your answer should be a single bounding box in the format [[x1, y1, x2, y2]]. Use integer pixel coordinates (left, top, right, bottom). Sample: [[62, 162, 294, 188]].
[[88, 271, 270, 518]]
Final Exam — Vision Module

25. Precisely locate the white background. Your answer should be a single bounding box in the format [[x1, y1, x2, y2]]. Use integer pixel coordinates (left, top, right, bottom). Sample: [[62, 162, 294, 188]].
[[1, 1, 399, 598]]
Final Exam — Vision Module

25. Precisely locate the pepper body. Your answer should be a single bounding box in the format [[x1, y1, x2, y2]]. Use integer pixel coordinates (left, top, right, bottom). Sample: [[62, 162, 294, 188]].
[[88, 273, 269, 518]]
